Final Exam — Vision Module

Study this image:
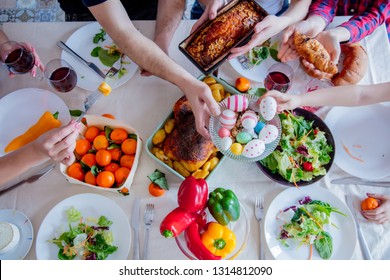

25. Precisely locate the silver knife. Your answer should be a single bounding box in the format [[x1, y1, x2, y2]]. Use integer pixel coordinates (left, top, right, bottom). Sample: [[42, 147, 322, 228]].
[[131, 198, 140, 260], [57, 40, 106, 79], [345, 195, 373, 260], [331, 177, 389, 187]]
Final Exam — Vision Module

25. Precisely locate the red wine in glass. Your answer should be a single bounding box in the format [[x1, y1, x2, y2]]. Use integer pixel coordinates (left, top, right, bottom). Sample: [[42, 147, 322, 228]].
[[264, 71, 291, 93], [4, 47, 35, 74], [49, 67, 77, 93]]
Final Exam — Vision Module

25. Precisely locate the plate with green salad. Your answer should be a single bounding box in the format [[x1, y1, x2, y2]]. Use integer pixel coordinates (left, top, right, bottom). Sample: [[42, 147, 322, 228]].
[[258, 108, 335, 187], [36, 193, 131, 260], [264, 186, 357, 260]]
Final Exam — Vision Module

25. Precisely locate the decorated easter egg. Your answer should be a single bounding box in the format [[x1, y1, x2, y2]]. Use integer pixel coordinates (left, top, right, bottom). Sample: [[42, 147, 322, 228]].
[[220, 137, 233, 151], [259, 96, 277, 121], [220, 109, 237, 129], [218, 127, 231, 138], [236, 131, 252, 144], [225, 95, 249, 112], [230, 142, 243, 155], [259, 124, 279, 144], [254, 121, 266, 134], [242, 139, 265, 158], [241, 110, 258, 130]]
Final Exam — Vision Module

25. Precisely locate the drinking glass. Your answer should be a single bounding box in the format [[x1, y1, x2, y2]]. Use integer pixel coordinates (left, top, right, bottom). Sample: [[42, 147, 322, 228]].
[[0, 41, 35, 74], [44, 59, 77, 93], [264, 62, 294, 93]]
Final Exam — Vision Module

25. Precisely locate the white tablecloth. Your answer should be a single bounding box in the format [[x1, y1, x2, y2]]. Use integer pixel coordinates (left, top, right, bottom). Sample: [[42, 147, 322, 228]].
[[1, 18, 389, 260]]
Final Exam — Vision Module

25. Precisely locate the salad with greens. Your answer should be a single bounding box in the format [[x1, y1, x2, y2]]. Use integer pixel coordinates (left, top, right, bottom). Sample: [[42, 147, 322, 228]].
[[49, 207, 118, 260], [260, 111, 333, 185], [246, 39, 280, 66], [277, 196, 346, 259]]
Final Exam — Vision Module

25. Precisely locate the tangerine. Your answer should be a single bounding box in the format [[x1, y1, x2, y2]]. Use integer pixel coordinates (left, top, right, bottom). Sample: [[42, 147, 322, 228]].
[[114, 167, 130, 185], [85, 126, 100, 143], [121, 138, 137, 155], [67, 162, 85, 181], [148, 182, 165, 197], [108, 148, 122, 162], [93, 135, 109, 150], [120, 154, 135, 169], [75, 139, 91, 156], [361, 197, 379, 211], [85, 171, 97, 185], [102, 113, 115, 119], [104, 162, 120, 173], [81, 153, 96, 168], [96, 171, 115, 188], [95, 149, 112, 166], [110, 128, 128, 144], [235, 77, 251, 92]]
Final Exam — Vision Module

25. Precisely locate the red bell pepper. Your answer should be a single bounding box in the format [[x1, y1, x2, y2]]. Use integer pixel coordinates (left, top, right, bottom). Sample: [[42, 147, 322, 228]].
[[184, 221, 221, 260], [160, 207, 198, 238], [177, 176, 208, 213]]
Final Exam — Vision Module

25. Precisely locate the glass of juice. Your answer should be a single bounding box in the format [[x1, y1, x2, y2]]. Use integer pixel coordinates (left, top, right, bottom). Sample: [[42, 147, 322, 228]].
[[44, 59, 77, 93], [264, 62, 294, 93], [0, 41, 35, 74]]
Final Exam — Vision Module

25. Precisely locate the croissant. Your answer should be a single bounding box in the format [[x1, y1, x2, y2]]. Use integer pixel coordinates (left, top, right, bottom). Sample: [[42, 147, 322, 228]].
[[294, 31, 338, 75], [331, 43, 368, 86]]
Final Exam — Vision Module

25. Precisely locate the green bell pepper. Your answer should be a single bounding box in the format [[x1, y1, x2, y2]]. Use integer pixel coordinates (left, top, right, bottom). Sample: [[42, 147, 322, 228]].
[[207, 188, 240, 226]]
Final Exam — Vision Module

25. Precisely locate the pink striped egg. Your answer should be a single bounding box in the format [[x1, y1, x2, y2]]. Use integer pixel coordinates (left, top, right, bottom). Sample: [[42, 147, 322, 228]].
[[242, 139, 265, 158], [259, 124, 279, 144], [225, 95, 249, 112], [241, 110, 258, 130], [219, 109, 237, 129], [259, 96, 277, 121]]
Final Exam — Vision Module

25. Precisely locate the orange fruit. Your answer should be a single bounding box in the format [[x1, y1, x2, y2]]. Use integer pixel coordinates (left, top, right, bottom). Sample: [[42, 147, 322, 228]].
[[93, 135, 109, 150], [114, 167, 130, 185], [121, 138, 137, 155], [95, 149, 112, 166], [110, 128, 128, 144], [67, 162, 85, 181], [102, 113, 115, 119], [235, 77, 251, 92], [148, 182, 165, 197], [120, 154, 135, 169], [108, 148, 122, 162], [85, 171, 97, 185], [75, 139, 91, 156], [96, 171, 115, 188], [104, 162, 120, 173], [85, 126, 100, 143], [361, 197, 379, 210], [81, 153, 96, 168]]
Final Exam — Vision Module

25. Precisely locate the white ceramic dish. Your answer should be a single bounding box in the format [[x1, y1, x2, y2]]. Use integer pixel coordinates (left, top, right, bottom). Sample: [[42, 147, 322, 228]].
[[62, 22, 138, 91], [35, 193, 131, 260], [264, 186, 357, 260], [0, 88, 71, 156], [324, 103, 390, 179], [0, 209, 33, 260]]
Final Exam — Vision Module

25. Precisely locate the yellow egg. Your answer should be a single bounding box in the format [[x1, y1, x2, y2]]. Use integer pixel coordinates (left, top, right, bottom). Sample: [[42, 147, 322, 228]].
[[230, 142, 243, 155]]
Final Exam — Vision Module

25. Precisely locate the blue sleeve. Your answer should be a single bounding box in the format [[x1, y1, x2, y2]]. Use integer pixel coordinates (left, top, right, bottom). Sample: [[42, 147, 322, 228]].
[[82, 0, 107, 7]]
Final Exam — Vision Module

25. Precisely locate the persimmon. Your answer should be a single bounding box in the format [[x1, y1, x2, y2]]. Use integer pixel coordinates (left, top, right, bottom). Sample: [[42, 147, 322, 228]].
[[75, 139, 91, 156], [85, 126, 100, 143], [114, 167, 130, 185], [110, 128, 128, 144], [148, 182, 166, 197], [81, 153, 96, 168], [361, 197, 379, 211], [235, 77, 251, 92], [120, 154, 135, 169], [121, 138, 137, 155], [96, 171, 115, 188], [67, 162, 85, 181], [93, 135, 109, 150], [85, 171, 97, 186], [95, 149, 112, 166]]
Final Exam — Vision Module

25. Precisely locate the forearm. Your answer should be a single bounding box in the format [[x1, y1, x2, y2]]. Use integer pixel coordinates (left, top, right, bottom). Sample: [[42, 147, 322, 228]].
[[308, 0, 337, 26], [280, 0, 311, 26], [297, 83, 390, 107]]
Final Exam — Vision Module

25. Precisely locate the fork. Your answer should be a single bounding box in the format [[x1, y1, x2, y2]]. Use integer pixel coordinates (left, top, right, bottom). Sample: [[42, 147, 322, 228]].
[[142, 203, 155, 260], [255, 196, 264, 260], [237, 54, 254, 70]]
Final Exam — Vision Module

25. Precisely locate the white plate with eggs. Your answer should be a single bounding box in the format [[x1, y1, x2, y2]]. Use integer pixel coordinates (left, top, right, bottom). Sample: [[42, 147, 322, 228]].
[[209, 94, 281, 162]]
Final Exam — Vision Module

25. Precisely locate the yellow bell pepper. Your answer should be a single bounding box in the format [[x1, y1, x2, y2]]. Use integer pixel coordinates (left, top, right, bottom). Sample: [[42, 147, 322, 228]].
[[4, 111, 61, 153], [200, 222, 236, 258], [98, 81, 112, 96]]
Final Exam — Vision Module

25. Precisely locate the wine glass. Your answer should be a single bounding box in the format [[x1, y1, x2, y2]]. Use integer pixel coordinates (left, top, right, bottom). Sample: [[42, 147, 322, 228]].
[[44, 59, 77, 93], [264, 62, 294, 93], [0, 41, 35, 74]]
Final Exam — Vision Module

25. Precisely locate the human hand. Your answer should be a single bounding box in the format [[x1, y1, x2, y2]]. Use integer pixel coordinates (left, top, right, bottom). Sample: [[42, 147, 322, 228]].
[[32, 120, 81, 166], [259, 90, 301, 112], [190, 0, 226, 34], [362, 193, 390, 224], [229, 15, 286, 59], [183, 80, 221, 138], [8, 42, 44, 78]]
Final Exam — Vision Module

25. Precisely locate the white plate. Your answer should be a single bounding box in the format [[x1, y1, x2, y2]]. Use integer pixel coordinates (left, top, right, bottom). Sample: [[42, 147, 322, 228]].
[[264, 186, 357, 260], [36, 193, 131, 260], [0, 88, 71, 156], [62, 22, 138, 91], [0, 209, 34, 260], [324, 104, 390, 179]]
